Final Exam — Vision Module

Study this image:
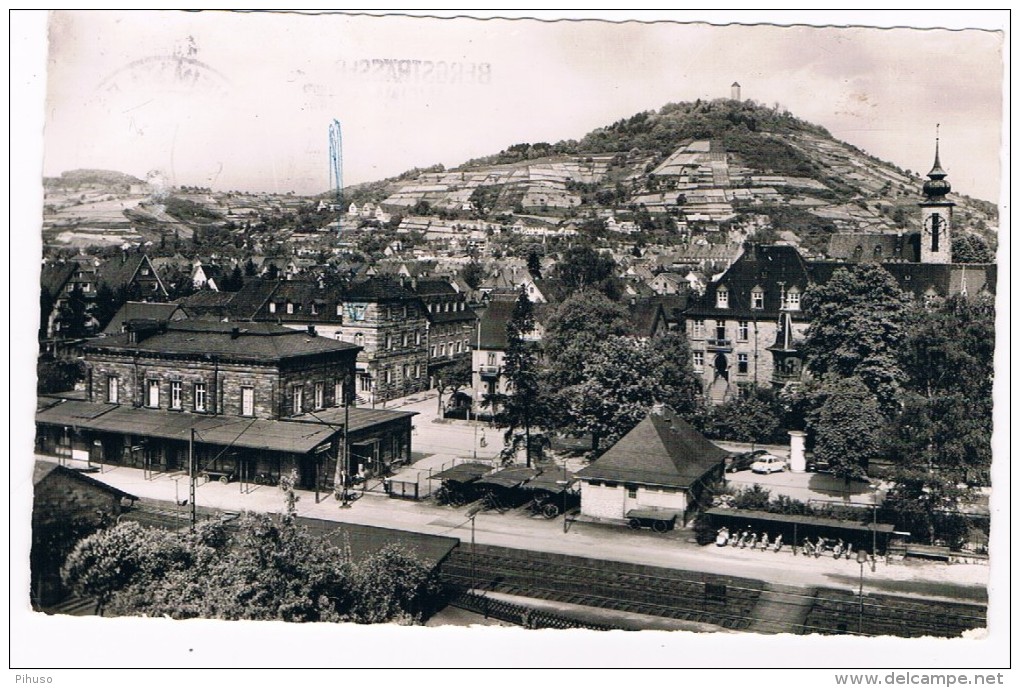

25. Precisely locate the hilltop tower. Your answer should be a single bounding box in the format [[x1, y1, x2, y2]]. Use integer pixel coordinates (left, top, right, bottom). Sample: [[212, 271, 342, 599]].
[[918, 126, 954, 264], [731, 81, 741, 101]]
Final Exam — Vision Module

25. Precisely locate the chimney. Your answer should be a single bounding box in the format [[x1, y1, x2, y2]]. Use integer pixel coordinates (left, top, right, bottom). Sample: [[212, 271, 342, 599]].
[[307, 325, 317, 336], [411, 277, 417, 291], [231, 327, 240, 340]]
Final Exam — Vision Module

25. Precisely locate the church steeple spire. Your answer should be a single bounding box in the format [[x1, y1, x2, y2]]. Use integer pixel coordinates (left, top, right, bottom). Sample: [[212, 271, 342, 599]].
[[919, 124, 954, 264], [923, 124, 951, 198]]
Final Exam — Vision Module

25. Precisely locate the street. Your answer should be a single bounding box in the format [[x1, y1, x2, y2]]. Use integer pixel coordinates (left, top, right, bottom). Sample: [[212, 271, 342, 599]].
[[34, 391, 989, 605]]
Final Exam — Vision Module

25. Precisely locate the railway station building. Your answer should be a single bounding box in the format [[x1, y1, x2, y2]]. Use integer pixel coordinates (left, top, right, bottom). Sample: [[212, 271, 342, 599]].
[[35, 319, 415, 490]]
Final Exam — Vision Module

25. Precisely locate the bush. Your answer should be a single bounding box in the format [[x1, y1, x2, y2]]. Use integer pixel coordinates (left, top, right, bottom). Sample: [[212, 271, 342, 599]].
[[731, 484, 772, 510], [693, 513, 717, 545]]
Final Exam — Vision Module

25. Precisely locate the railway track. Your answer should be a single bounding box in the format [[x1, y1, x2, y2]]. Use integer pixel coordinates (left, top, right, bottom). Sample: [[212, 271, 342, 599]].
[[439, 544, 987, 637], [439, 545, 763, 630], [803, 589, 986, 638]]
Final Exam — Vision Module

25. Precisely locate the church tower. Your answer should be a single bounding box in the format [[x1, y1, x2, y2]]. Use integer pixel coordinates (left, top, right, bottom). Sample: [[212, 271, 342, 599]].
[[918, 127, 954, 264], [731, 81, 741, 101]]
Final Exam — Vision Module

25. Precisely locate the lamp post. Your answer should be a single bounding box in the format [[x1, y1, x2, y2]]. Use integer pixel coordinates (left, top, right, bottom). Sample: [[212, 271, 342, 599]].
[[857, 548, 868, 635], [556, 458, 570, 533], [466, 505, 483, 593]]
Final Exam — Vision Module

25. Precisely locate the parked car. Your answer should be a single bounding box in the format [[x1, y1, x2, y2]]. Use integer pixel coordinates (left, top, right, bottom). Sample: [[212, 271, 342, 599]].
[[725, 449, 768, 473], [751, 454, 786, 474], [806, 455, 831, 473]]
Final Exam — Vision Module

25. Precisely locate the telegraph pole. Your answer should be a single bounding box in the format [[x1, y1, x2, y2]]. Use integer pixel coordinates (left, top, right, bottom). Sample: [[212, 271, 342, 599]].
[[189, 428, 197, 530]]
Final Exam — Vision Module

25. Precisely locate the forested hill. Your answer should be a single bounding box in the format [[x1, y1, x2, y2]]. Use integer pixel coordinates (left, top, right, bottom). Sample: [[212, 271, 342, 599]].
[[349, 98, 996, 251], [43, 169, 143, 189]]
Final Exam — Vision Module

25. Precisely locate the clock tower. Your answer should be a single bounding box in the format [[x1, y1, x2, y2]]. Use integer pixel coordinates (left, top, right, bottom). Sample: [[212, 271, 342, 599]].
[[919, 128, 954, 264]]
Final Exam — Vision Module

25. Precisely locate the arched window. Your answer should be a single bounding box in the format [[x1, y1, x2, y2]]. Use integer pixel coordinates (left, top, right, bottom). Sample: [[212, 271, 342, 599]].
[[853, 245, 864, 262]]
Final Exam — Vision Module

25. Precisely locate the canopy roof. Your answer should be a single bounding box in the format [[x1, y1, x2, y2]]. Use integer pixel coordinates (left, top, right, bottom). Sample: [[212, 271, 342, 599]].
[[429, 462, 492, 483], [476, 466, 540, 489], [36, 401, 336, 454], [704, 507, 895, 533]]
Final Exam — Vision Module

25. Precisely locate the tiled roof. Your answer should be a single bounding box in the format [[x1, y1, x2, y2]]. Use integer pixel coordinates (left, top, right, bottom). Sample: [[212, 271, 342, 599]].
[[687, 245, 811, 317], [826, 233, 920, 262], [226, 280, 281, 319], [626, 299, 665, 338], [476, 298, 517, 350], [101, 302, 185, 335], [83, 320, 359, 362], [532, 278, 570, 304], [97, 254, 166, 295], [410, 279, 457, 297], [33, 461, 138, 500], [576, 407, 728, 489], [343, 277, 419, 302], [176, 290, 237, 318], [40, 262, 76, 297]]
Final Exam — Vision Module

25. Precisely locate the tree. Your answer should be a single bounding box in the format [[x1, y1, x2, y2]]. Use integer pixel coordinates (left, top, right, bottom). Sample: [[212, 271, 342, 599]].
[[553, 245, 622, 300], [880, 294, 996, 545], [346, 544, 443, 624], [646, 331, 703, 418], [808, 376, 883, 498], [897, 294, 995, 483], [460, 261, 485, 291], [435, 356, 473, 414], [36, 356, 86, 394], [61, 521, 167, 615], [802, 264, 911, 416], [220, 265, 245, 292], [61, 508, 443, 623], [560, 336, 668, 453], [701, 390, 782, 444], [951, 234, 994, 264], [91, 283, 123, 333], [543, 290, 629, 389], [243, 257, 258, 277], [38, 288, 55, 340], [526, 249, 542, 278], [55, 285, 90, 338], [484, 287, 546, 467]]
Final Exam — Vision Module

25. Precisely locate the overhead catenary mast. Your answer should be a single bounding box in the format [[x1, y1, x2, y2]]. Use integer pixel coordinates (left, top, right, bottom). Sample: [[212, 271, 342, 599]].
[[329, 119, 344, 237]]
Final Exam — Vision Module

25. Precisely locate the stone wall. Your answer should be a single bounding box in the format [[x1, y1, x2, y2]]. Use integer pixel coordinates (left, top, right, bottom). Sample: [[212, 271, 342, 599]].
[[86, 352, 356, 420]]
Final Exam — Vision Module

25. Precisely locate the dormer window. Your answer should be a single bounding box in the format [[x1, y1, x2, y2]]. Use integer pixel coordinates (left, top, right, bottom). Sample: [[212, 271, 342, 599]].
[[716, 286, 729, 309], [286, 302, 294, 314], [336, 304, 342, 317], [269, 302, 277, 314], [751, 287, 764, 310], [786, 287, 801, 311]]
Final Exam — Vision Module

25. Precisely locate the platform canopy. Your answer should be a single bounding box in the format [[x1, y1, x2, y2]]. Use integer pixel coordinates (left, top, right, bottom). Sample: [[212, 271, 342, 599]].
[[429, 462, 492, 484], [704, 507, 895, 534], [476, 466, 540, 490], [36, 400, 337, 454]]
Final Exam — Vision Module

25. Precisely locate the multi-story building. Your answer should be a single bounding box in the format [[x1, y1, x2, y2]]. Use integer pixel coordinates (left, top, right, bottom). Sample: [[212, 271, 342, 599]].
[[334, 278, 429, 404], [685, 143, 996, 404], [410, 278, 477, 388]]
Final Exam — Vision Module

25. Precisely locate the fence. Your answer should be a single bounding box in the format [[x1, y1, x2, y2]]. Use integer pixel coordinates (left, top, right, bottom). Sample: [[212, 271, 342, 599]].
[[450, 591, 617, 631]]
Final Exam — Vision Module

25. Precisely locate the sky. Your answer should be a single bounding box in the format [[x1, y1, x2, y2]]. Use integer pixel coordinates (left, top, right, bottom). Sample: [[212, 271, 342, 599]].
[[37, 11, 1006, 202]]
